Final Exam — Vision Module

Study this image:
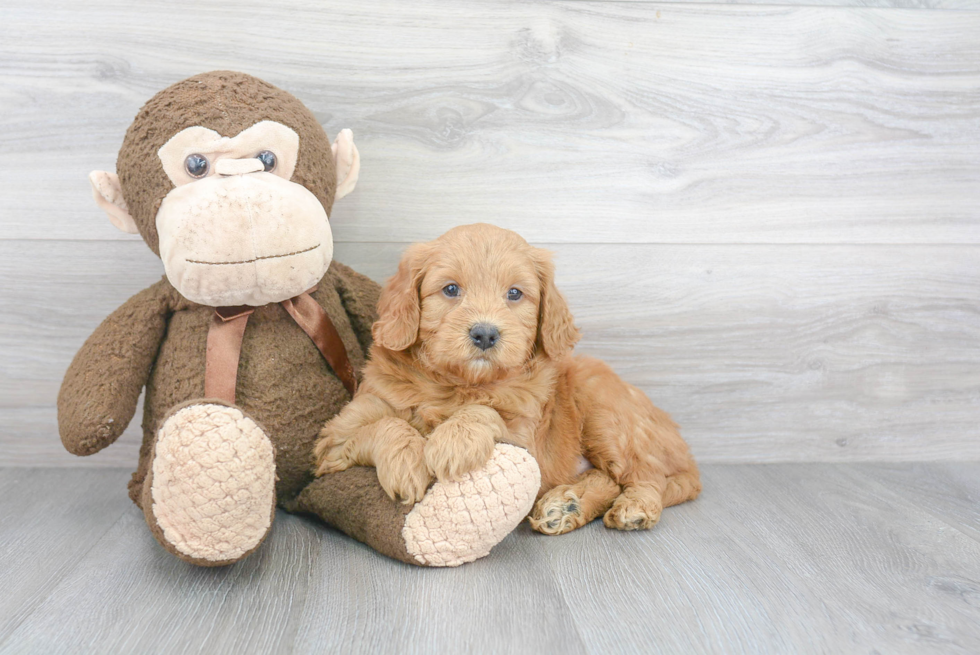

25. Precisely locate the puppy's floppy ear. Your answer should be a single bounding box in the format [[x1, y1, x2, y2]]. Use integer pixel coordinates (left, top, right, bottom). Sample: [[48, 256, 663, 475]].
[[532, 248, 580, 359], [372, 243, 430, 351]]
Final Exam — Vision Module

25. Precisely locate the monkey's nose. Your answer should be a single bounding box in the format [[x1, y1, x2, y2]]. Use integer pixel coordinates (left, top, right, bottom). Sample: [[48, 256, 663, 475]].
[[469, 323, 500, 351], [215, 158, 264, 176]]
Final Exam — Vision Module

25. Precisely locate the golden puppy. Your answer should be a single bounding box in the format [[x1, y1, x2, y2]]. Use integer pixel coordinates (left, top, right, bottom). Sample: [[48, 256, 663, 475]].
[[314, 223, 700, 534]]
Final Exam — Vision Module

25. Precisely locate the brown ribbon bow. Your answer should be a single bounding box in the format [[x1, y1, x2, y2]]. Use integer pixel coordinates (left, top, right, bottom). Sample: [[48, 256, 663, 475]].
[[204, 287, 358, 404]]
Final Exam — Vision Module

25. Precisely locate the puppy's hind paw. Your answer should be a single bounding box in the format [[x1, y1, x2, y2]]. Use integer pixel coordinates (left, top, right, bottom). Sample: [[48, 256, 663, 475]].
[[603, 492, 662, 531], [530, 487, 586, 535]]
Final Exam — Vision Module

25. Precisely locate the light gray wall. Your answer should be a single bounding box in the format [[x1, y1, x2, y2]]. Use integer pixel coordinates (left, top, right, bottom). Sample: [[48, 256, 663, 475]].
[[1, 0, 978, 466]]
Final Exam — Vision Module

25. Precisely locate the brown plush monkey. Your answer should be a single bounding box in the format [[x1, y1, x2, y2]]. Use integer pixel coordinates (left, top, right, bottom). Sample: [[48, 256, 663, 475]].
[[59, 71, 540, 567]]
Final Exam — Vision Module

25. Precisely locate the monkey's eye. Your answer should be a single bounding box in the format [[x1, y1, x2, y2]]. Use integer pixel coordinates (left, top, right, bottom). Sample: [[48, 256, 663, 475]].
[[184, 154, 210, 178], [443, 284, 460, 298], [507, 288, 523, 301], [256, 150, 277, 172]]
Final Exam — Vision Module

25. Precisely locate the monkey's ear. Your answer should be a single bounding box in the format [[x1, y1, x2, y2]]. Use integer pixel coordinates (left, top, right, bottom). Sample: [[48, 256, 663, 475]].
[[89, 171, 139, 234], [331, 129, 360, 201]]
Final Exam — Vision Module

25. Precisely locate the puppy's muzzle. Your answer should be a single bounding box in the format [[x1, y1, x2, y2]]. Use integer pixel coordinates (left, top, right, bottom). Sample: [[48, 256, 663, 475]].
[[469, 323, 500, 351]]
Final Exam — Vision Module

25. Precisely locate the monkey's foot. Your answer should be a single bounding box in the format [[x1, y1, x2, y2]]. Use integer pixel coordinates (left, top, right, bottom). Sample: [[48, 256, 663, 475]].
[[143, 402, 276, 566], [402, 444, 540, 567], [287, 444, 540, 567]]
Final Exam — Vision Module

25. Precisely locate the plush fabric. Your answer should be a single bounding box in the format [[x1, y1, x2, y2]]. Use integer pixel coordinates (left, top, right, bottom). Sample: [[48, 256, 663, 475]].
[[402, 444, 540, 567], [287, 444, 540, 567], [123, 262, 376, 506], [157, 121, 300, 185], [147, 402, 277, 565], [116, 71, 337, 255], [60, 71, 540, 568]]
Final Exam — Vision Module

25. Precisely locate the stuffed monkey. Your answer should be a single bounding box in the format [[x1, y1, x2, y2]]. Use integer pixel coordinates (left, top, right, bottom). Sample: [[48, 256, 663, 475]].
[[59, 71, 540, 567]]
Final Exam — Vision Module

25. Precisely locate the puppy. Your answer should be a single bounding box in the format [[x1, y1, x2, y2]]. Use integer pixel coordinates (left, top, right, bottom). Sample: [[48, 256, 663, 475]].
[[314, 223, 700, 534]]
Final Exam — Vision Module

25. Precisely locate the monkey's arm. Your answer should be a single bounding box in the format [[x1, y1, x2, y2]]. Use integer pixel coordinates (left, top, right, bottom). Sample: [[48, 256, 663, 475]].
[[58, 278, 172, 456], [327, 260, 381, 355]]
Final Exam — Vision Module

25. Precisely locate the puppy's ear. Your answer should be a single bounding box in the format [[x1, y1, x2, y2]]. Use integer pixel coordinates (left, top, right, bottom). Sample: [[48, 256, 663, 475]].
[[532, 248, 580, 359], [372, 243, 430, 351]]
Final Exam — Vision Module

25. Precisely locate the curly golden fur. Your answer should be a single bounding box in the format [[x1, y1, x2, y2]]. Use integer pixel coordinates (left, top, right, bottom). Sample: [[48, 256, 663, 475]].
[[315, 223, 700, 534]]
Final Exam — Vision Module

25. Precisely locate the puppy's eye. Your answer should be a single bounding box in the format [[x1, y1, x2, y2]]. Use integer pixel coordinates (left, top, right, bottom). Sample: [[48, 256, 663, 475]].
[[184, 154, 210, 178], [443, 284, 460, 298], [256, 150, 277, 172], [507, 288, 523, 301]]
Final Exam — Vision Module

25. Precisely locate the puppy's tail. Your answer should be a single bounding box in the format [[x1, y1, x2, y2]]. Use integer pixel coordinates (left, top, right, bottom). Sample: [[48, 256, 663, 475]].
[[662, 466, 702, 508]]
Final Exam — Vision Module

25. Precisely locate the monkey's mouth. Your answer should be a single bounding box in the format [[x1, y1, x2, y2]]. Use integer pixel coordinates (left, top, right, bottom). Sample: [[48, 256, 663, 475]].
[[186, 243, 320, 266]]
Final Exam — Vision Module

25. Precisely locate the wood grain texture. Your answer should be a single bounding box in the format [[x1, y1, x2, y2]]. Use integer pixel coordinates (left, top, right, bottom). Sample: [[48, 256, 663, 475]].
[[0, 468, 130, 644], [858, 462, 980, 542], [291, 518, 586, 655], [537, 463, 980, 654], [2, 465, 979, 654], [1, 1, 979, 244], [1, 0, 978, 466], [574, 0, 980, 6], [3, 240, 977, 466], [0, 508, 325, 654]]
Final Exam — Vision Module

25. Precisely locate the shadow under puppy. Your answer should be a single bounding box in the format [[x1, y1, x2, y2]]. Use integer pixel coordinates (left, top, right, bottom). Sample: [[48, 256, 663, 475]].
[[315, 223, 700, 534]]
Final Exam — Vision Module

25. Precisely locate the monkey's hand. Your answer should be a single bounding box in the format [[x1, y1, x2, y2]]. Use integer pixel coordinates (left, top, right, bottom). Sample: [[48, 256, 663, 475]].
[[58, 279, 172, 456], [424, 404, 507, 482]]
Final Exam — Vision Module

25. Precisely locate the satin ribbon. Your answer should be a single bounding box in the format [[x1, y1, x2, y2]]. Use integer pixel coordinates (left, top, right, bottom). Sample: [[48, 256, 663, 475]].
[[204, 287, 357, 404], [280, 291, 358, 398]]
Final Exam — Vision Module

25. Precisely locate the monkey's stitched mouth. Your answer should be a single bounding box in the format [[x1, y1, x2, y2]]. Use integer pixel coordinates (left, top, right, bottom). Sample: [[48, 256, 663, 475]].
[[186, 243, 320, 266]]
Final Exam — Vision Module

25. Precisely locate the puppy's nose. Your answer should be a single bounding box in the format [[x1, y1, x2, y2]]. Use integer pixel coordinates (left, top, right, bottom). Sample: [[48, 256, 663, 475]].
[[469, 323, 499, 351]]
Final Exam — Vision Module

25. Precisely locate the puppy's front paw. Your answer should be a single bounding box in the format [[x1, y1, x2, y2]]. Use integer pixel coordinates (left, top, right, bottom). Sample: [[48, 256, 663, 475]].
[[377, 435, 432, 504], [314, 425, 354, 476], [424, 420, 497, 482]]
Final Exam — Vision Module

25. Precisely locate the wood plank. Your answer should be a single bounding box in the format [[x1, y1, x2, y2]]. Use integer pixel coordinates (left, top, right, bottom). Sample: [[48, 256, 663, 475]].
[[2, 465, 979, 654], [1, 490, 583, 655], [714, 464, 980, 654], [857, 463, 980, 543], [540, 463, 980, 654], [0, 468, 130, 643], [3, 240, 977, 465], [574, 0, 980, 7], [291, 518, 585, 655], [535, 489, 842, 654], [1, 2, 979, 244], [1, 508, 322, 655], [0, 407, 143, 467]]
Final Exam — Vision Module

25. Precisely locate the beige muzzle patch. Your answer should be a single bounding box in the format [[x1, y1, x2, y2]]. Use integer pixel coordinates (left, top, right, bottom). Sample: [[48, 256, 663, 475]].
[[157, 172, 333, 306]]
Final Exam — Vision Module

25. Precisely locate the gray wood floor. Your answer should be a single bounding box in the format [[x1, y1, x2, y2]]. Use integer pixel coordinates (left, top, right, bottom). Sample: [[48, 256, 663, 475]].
[[1, 463, 978, 655]]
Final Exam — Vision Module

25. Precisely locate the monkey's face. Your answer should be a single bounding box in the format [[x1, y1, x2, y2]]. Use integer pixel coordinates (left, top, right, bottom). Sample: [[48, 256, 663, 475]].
[[88, 71, 361, 308], [155, 121, 332, 306]]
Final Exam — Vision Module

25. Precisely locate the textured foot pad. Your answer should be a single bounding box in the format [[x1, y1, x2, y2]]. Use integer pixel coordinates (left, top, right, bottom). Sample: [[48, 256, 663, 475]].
[[529, 487, 586, 535], [402, 444, 540, 567], [148, 404, 276, 564]]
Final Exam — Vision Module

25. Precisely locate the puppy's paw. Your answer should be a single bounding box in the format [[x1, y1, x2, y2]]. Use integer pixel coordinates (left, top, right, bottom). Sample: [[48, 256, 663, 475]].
[[377, 435, 432, 504], [314, 426, 354, 476], [424, 420, 497, 482], [603, 491, 662, 531], [529, 486, 587, 535]]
